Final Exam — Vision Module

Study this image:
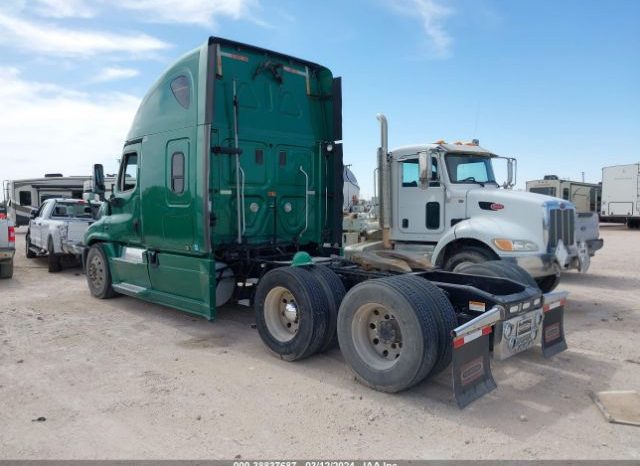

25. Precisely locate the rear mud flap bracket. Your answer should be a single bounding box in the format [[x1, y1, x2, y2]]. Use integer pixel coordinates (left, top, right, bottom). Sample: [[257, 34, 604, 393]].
[[452, 321, 497, 408], [541, 291, 569, 358]]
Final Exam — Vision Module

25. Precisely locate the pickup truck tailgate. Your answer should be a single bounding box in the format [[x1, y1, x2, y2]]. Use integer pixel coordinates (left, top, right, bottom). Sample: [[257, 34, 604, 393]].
[[68, 221, 91, 243]]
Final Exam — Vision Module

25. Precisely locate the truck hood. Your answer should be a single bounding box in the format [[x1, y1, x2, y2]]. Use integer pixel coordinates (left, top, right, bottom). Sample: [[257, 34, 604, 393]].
[[466, 188, 570, 212]]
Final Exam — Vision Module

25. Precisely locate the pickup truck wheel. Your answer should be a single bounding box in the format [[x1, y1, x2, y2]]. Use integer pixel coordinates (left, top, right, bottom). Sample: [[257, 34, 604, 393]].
[[308, 265, 346, 352], [459, 260, 539, 289], [86, 244, 116, 298], [25, 233, 36, 259], [536, 274, 560, 293], [444, 246, 495, 272], [47, 238, 62, 273], [0, 261, 13, 279], [254, 267, 329, 361], [337, 276, 439, 393]]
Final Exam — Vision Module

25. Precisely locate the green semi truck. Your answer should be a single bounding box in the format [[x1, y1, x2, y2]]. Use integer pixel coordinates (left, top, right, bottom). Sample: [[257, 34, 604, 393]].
[[84, 37, 568, 407]]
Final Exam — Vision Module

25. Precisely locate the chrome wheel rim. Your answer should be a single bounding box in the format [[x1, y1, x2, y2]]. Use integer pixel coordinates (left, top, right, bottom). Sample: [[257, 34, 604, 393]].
[[264, 286, 299, 342], [352, 303, 402, 370]]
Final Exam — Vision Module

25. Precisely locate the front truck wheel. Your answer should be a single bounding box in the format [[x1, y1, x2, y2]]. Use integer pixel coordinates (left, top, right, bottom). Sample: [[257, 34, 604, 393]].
[[459, 260, 539, 289], [254, 266, 329, 361], [443, 246, 495, 272], [0, 261, 13, 279], [86, 244, 116, 298], [337, 276, 442, 393], [536, 274, 560, 293]]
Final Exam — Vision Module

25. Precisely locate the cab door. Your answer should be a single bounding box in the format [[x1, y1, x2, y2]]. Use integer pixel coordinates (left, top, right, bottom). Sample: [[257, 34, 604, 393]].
[[395, 154, 445, 241], [108, 143, 151, 288]]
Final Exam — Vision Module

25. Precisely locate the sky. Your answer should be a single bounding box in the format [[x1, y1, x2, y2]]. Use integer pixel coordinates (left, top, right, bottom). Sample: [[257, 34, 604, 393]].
[[0, 0, 638, 198]]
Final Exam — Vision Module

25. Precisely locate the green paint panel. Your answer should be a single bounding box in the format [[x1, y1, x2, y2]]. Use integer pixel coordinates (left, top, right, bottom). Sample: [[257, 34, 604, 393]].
[[85, 38, 341, 320]]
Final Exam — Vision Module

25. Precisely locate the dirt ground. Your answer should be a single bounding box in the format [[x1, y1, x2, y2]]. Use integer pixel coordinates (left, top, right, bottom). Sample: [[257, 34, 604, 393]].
[[1, 225, 638, 460]]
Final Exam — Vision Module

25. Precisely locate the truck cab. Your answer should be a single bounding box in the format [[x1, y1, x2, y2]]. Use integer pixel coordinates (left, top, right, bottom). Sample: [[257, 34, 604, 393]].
[[363, 116, 603, 292]]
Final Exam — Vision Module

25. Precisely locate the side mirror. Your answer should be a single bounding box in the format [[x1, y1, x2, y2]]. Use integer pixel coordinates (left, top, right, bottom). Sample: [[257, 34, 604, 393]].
[[502, 158, 515, 189], [30, 209, 38, 219], [418, 151, 429, 190], [93, 164, 106, 200]]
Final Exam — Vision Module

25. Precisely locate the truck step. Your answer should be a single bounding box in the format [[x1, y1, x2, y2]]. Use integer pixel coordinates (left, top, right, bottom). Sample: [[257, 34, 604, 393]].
[[113, 283, 147, 295]]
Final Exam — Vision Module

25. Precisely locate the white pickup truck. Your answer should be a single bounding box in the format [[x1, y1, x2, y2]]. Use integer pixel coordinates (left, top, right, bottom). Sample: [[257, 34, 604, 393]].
[[0, 209, 15, 278], [25, 198, 98, 272]]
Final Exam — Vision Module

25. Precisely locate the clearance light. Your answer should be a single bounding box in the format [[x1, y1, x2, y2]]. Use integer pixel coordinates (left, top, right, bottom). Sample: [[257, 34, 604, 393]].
[[493, 239, 539, 252]]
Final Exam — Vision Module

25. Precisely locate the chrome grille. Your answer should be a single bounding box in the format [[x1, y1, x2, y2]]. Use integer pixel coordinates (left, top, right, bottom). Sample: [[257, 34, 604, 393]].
[[548, 208, 575, 249]]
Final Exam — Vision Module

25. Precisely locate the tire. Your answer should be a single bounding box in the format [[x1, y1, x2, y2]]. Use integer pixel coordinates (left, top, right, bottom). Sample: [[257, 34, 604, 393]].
[[47, 237, 62, 273], [86, 244, 116, 298], [536, 274, 560, 293], [459, 260, 539, 289], [0, 261, 13, 279], [443, 246, 496, 272], [307, 265, 346, 352], [25, 233, 36, 259], [254, 266, 329, 361], [392, 275, 458, 377], [337, 275, 440, 393]]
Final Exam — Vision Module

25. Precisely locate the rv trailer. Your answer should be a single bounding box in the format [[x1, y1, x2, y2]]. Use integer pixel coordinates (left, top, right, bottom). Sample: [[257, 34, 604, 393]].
[[3, 175, 90, 226]]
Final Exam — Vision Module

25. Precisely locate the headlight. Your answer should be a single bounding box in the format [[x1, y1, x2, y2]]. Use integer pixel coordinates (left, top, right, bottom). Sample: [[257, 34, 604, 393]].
[[493, 238, 539, 252]]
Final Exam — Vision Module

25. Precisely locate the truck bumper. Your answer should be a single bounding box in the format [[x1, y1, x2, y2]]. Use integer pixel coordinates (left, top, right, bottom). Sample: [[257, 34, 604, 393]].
[[0, 248, 15, 262], [587, 238, 604, 255], [61, 241, 85, 256]]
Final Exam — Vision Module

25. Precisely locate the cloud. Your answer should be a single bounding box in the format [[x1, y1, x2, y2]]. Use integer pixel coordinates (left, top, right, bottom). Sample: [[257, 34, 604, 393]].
[[92, 67, 140, 83], [0, 67, 140, 180], [113, 0, 266, 27], [0, 11, 170, 58], [31, 0, 96, 18], [391, 0, 454, 58]]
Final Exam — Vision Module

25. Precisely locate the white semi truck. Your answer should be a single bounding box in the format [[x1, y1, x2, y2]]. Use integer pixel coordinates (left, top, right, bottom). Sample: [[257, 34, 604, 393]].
[[346, 115, 603, 292], [601, 163, 640, 229]]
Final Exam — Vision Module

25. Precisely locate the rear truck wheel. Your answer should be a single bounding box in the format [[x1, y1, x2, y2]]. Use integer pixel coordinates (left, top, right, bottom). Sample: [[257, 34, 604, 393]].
[[536, 274, 560, 293], [459, 260, 539, 289], [307, 265, 346, 352], [86, 244, 116, 298], [0, 261, 13, 279], [337, 276, 440, 393], [25, 233, 36, 258], [443, 246, 495, 273], [47, 237, 62, 273], [254, 266, 329, 361], [393, 275, 458, 377]]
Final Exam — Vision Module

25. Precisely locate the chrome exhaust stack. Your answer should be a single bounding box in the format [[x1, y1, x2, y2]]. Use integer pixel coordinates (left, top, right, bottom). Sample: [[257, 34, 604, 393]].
[[376, 113, 391, 248]]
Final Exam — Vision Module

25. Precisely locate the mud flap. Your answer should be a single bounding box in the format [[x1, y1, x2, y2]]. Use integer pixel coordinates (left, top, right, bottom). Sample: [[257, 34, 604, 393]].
[[541, 291, 569, 358], [452, 325, 497, 408]]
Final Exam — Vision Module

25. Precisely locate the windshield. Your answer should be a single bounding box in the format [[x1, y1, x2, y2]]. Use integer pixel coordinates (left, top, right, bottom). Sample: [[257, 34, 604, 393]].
[[445, 153, 496, 184], [51, 201, 94, 219]]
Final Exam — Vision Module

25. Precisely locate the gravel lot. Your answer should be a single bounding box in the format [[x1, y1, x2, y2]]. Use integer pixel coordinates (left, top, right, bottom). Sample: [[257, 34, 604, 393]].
[[1, 225, 638, 460]]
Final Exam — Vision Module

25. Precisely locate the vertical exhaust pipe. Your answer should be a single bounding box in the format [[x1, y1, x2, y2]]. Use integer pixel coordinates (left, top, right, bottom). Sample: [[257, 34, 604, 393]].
[[377, 113, 391, 248]]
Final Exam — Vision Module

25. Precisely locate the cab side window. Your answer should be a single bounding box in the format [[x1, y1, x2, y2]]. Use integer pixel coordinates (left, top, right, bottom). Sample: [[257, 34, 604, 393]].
[[118, 153, 138, 192], [402, 160, 419, 188]]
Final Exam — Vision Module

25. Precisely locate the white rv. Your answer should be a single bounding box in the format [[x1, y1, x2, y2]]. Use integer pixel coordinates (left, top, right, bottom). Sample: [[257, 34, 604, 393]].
[[3, 175, 90, 226], [343, 165, 360, 212], [526, 175, 601, 213], [601, 163, 640, 228]]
